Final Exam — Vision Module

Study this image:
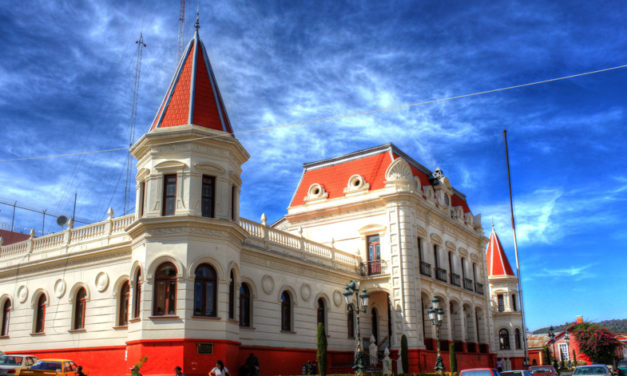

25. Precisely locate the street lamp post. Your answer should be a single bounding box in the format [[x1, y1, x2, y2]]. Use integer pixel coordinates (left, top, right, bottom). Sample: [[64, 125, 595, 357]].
[[428, 297, 445, 376], [344, 280, 369, 376]]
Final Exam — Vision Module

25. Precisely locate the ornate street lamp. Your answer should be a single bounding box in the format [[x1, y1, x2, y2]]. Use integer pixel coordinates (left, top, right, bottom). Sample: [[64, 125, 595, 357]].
[[428, 296, 445, 375], [344, 280, 369, 376]]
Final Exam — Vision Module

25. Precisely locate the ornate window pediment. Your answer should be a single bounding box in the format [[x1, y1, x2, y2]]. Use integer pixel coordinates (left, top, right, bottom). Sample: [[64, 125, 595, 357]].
[[344, 174, 370, 195], [304, 183, 328, 202], [154, 160, 188, 171]]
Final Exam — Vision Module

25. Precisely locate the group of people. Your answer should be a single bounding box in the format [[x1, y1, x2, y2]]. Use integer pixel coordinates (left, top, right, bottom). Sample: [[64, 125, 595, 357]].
[[173, 353, 260, 376]]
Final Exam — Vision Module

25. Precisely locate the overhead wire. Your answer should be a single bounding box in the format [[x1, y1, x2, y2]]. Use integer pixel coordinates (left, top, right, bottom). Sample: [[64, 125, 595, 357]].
[[0, 62, 626, 164]]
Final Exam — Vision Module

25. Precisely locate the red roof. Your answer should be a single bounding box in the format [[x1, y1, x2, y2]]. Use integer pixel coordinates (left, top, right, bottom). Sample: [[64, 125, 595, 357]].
[[486, 228, 515, 276], [150, 25, 233, 133], [289, 144, 472, 213], [0, 229, 30, 246]]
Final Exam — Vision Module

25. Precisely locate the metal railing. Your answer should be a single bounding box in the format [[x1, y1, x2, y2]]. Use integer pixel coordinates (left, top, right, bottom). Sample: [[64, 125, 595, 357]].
[[475, 282, 484, 295], [435, 267, 447, 282], [420, 261, 432, 277], [463, 278, 474, 291], [450, 273, 461, 287]]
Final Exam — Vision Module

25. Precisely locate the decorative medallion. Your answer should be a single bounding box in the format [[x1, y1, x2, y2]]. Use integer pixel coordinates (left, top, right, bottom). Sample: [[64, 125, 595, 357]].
[[333, 290, 343, 307], [17, 285, 28, 303], [54, 279, 66, 298], [261, 275, 274, 295], [300, 284, 311, 301], [95, 272, 109, 292]]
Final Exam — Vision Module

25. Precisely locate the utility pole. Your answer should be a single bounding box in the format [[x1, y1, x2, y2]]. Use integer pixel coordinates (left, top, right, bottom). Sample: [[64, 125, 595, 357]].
[[504, 130, 529, 366], [124, 33, 146, 215]]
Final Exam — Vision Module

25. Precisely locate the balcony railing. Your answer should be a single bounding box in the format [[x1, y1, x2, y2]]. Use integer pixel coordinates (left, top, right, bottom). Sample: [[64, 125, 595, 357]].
[[420, 261, 432, 277], [435, 267, 447, 282], [367, 260, 382, 275], [450, 273, 461, 287], [463, 278, 474, 291], [475, 282, 484, 295]]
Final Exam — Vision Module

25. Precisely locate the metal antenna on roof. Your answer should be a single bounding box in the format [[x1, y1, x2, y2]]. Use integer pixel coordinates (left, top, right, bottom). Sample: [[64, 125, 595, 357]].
[[195, 5, 200, 32], [124, 33, 147, 215], [178, 0, 186, 57]]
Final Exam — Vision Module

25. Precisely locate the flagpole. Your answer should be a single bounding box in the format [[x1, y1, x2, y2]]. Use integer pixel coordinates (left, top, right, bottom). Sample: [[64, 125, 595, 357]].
[[503, 130, 529, 367]]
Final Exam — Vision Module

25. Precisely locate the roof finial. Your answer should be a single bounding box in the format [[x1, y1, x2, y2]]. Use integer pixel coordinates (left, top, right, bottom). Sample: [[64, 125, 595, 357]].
[[491, 217, 495, 230], [195, 6, 200, 32]]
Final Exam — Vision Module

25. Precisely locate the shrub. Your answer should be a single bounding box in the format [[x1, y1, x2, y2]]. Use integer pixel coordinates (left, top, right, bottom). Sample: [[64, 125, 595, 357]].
[[131, 355, 147, 376], [572, 322, 621, 364], [317, 323, 328, 376], [449, 342, 458, 373], [401, 334, 409, 374]]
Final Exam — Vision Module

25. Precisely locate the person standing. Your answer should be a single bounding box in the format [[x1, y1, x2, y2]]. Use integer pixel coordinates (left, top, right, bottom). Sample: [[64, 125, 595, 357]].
[[174, 366, 185, 376], [245, 353, 260, 376], [209, 360, 230, 376]]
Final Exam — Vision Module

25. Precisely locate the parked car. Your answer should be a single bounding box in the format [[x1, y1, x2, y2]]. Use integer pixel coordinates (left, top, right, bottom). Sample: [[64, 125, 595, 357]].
[[616, 360, 627, 376], [0, 355, 39, 376], [460, 368, 502, 376], [502, 370, 533, 376], [530, 365, 559, 376], [15, 359, 79, 376], [573, 364, 612, 376]]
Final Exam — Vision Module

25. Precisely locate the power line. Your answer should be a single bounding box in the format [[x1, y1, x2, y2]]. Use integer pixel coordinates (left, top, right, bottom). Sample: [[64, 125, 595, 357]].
[[1, 62, 626, 164]]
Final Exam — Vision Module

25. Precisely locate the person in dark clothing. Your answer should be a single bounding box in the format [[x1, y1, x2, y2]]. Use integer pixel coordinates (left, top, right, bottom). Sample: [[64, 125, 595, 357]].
[[175, 366, 185, 376], [244, 353, 260, 376], [77, 366, 87, 376]]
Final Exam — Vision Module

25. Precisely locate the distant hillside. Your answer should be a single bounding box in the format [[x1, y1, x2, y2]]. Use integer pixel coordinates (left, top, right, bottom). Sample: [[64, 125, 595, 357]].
[[533, 319, 627, 334]]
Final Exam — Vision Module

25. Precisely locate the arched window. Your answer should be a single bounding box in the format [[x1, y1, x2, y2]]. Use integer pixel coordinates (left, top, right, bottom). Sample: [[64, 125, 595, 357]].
[[193, 264, 216, 317], [228, 270, 235, 320], [119, 281, 130, 326], [35, 294, 46, 333], [133, 268, 142, 319], [347, 306, 355, 338], [1, 299, 11, 336], [153, 262, 177, 316], [281, 291, 291, 332], [239, 283, 251, 327], [73, 287, 87, 330], [515, 328, 522, 349], [317, 298, 326, 330], [499, 328, 510, 350], [371, 307, 379, 342]]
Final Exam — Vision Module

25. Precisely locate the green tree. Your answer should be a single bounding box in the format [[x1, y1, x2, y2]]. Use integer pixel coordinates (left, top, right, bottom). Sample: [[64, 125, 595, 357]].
[[317, 323, 327, 376], [131, 355, 147, 376], [401, 334, 409, 374], [572, 322, 621, 364], [542, 345, 552, 365], [449, 342, 458, 373]]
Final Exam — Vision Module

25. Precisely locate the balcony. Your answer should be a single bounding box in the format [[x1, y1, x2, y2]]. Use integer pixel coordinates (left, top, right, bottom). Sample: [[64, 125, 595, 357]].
[[463, 278, 474, 291], [450, 273, 461, 287], [475, 282, 484, 295], [361, 260, 382, 276], [435, 267, 447, 282], [420, 261, 432, 277]]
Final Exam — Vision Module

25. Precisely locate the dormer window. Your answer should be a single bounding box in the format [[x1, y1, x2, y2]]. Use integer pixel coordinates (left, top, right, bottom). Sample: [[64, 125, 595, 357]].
[[162, 174, 177, 216], [202, 175, 215, 218]]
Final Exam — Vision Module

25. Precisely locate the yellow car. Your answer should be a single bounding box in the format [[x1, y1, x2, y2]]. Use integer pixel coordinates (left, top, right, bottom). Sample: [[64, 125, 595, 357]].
[[15, 359, 80, 376]]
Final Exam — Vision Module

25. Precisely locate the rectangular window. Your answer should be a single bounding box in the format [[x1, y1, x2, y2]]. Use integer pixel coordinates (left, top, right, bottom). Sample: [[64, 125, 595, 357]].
[[417, 237, 423, 263], [497, 294, 504, 312], [367, 235, 381, 275], [231, 185, 236, 220], [461, 257, 467, 279], [201, 175, 215, 218], [162, 174, 177, 216], [448, 251, 454, 274], [433, 245, 439, 268], [511, 294, 517, 312], [139, 181, 145, 217]]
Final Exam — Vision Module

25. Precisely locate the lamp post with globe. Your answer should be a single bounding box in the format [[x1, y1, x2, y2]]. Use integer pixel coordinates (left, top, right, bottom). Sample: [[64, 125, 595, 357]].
[[344, 280, 369, 376], [428, 297, 445, 375]]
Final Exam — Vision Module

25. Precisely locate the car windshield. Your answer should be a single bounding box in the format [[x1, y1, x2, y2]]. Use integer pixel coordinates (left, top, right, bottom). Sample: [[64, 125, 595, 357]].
[[618, 361, 627, 367], [531, 367, 554, 373], [462, 370, 494, 376], [0, 356, 23, 365], [31, 361, 62, 370], [501, 371, 521, 376], [574, 367, 607, 375]]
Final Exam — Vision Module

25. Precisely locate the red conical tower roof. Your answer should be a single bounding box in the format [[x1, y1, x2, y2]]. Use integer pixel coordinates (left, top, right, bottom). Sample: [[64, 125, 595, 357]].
[[486, 227, 515, 277], [150, 18, 233, 134]]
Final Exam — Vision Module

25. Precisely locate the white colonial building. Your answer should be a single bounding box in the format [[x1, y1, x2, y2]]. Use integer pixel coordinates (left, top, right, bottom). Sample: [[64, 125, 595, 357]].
[[0, 23, 525, 376]]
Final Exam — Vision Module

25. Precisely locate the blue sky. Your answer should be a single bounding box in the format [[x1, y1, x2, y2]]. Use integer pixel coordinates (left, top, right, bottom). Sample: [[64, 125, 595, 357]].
[[1, 1, 626, 331]]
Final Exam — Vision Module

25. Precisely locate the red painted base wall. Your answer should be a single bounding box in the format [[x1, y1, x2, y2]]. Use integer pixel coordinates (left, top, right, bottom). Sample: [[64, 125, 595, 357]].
[[11, 340, 497, 376]]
